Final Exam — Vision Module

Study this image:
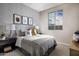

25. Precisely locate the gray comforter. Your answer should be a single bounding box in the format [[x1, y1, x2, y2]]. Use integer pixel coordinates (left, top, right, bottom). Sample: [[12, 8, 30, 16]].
[[19, 35, 57, 56]]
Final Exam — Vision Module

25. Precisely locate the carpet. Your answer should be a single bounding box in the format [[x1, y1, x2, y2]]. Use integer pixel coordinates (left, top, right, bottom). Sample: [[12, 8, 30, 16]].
[[0, 43, 69, 56]]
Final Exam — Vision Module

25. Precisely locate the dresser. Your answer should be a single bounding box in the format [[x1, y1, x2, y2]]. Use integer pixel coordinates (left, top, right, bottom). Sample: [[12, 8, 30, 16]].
[[70, 40, 79, 56]]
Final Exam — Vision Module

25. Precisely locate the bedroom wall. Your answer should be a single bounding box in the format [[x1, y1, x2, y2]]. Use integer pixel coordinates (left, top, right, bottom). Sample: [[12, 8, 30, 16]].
[[0, 3, 40, 34], [40, 4, 79, 44], [78, 20, 79, 30]]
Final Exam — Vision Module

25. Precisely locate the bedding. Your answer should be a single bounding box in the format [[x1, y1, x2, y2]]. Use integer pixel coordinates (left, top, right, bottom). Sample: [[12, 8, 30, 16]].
[[16, 34, 57, 56]]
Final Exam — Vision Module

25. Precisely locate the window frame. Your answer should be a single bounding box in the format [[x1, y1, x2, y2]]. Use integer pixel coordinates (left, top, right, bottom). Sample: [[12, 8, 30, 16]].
[[48, 10, 63, 30]]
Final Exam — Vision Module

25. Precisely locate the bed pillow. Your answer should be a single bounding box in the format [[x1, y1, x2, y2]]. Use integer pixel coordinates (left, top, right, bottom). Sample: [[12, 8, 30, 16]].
[[15, 30, 25, 37], [18, 30, 25, 36], [31, 28, 37, 36], [26, 29, 32, 36]]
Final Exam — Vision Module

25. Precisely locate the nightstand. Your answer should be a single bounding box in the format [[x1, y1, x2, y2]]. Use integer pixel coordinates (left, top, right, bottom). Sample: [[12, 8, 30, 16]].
[[70, 41, 79, 56], [0, 37, 17, 53]]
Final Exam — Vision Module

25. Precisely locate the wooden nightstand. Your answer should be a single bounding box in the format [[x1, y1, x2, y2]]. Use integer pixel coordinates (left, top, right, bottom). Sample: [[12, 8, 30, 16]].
[[70, 41, 79, 56]]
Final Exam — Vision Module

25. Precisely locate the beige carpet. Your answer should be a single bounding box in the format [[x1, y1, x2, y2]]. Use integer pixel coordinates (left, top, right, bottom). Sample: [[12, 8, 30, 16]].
[[50, 43, 69, 56], [0, 43, 69, 56]]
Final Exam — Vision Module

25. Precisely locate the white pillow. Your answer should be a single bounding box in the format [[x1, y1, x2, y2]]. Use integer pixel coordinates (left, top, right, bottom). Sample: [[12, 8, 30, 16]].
[[26, 29, 32, 36], [29, 30, 32, 36]]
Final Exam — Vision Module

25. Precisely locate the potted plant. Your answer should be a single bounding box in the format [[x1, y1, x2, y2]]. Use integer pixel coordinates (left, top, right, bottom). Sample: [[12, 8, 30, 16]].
[[0, 32, 5, 38]]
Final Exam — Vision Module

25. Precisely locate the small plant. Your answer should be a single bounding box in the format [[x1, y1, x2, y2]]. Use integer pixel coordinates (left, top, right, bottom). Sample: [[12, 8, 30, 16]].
[[0, 32, 5, 38]]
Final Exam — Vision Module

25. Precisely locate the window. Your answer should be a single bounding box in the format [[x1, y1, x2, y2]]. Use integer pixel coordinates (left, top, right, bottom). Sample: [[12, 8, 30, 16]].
[[48, 10, 63, 30]]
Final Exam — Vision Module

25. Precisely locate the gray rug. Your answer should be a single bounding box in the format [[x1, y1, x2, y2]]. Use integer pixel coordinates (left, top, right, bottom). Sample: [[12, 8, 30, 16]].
[[0, 43, 69, 56]]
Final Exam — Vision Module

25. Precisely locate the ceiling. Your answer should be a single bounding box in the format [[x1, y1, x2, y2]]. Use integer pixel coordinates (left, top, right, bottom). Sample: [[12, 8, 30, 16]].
[[23, 3, 62, 12]]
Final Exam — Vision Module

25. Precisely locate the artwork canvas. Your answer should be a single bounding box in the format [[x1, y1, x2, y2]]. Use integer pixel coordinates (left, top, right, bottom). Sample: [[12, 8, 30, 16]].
[[22, 16, 28, 25], [13, 14, 22, 24], [28, 17, 33, 25]]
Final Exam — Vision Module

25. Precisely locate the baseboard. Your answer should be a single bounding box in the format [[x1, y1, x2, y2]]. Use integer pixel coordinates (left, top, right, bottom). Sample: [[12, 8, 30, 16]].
[[57, 41, 70, 46]]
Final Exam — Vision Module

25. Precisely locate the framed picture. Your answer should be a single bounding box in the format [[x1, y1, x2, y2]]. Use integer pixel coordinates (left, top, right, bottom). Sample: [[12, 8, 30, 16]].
[[22, 16, 28, 25], [13, 14, 22, 24], [28, 17, 33, 25]]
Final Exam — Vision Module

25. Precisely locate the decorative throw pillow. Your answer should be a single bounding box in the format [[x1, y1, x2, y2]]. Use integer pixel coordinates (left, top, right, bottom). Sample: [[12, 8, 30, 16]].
[[31, 28, 37, 36], [19, 30, 25, 36], [26, 29, 32, 36]]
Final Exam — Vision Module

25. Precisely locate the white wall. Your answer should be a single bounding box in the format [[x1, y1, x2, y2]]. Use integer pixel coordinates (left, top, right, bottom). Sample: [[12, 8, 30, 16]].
[[40, 4, 79, 44]]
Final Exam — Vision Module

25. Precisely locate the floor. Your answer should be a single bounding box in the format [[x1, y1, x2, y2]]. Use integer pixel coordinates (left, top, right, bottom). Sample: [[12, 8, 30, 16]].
[[0, 43, 70, 56], [50, 43, 69, 56]]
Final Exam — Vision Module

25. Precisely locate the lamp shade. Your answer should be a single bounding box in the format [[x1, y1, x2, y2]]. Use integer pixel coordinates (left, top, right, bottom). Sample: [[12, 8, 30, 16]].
[[6, 24, 15, 30], [11, 24, 15, 30]]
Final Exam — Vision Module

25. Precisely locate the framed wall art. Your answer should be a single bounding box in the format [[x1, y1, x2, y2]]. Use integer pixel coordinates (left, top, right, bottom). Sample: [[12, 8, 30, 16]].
[[13, 14, 22, 24], [22, 16, 28, 25], [28, 17, 33, 25]]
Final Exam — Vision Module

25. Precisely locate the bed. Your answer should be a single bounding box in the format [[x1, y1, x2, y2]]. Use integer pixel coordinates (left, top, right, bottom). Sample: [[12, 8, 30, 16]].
[[16, 34, 57, 56]]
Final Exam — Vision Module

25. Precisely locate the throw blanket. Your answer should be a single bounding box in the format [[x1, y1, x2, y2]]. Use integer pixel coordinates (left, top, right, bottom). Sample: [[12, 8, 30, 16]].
[[16, 35, 56, 56]]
